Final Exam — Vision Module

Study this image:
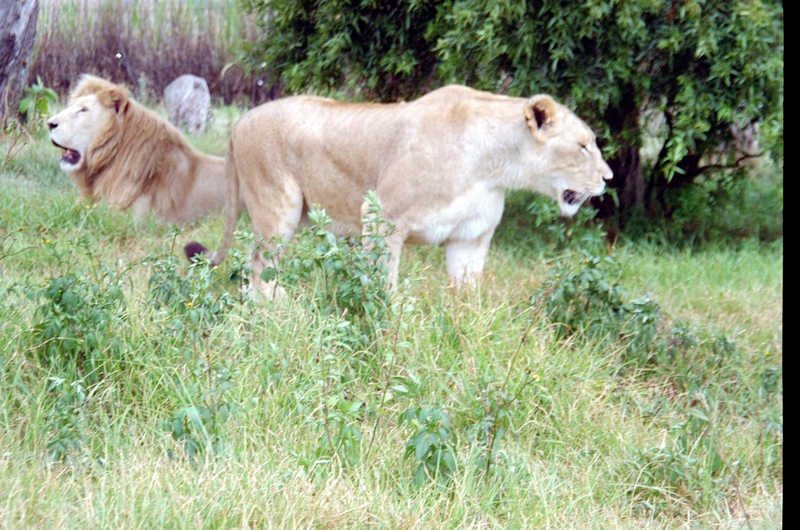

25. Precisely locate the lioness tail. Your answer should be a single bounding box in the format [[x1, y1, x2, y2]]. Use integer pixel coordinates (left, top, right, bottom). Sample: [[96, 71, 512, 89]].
[[183, 134, 241, 266]]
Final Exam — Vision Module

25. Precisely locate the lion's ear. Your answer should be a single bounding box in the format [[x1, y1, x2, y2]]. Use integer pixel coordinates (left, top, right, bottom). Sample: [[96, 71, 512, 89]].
[[524, 95, 558, 135], [98, 86, 130, 115]]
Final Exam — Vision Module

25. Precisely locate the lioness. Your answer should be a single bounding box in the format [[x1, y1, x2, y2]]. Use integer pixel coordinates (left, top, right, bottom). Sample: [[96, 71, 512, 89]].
[[188, 85, 612, 297], [47, 75, 228, 224]]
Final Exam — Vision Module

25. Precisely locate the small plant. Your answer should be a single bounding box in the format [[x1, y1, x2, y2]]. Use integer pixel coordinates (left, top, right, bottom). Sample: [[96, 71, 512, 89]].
[[45, 377, 90, 464], [162, 358, 239, 461], [527, 195, 608, 252], [315, 396, 364, 469], [533, 251, 663, 362], [400, 406, 458, 487], [264, 192, 392, 351], [19, 76, 59, 126], [30, 270, 126, 382], [465, 371, 540, 477], [3, 77, 59, 170], [148, 245, 237, 345]]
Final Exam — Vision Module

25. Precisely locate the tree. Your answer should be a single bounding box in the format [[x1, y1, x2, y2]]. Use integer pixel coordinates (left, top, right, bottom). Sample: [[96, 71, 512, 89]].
[[0, 0, 39, 124], [240, 0, 442, 102], [243, 0, 783, 220]]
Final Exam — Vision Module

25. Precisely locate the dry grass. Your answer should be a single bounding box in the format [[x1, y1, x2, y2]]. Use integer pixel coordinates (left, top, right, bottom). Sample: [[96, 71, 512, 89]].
[[31, 0, 275, 105]]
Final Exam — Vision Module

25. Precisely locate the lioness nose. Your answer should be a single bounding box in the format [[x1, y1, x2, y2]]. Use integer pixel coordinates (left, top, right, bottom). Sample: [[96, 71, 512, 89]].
[[47, 118, 57, 131]]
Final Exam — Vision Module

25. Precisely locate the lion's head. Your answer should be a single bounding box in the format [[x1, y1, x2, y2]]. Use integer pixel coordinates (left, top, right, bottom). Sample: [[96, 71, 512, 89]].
[[46, 74, 228, 225], [522, 95, 612, 217], [48, 76, 126, 176]]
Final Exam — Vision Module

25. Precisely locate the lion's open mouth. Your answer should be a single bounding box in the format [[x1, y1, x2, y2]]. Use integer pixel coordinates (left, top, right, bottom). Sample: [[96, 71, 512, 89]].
[[61, 149, 80, 165], [563, 189, 581, 205], [52, 141, 81, 166]]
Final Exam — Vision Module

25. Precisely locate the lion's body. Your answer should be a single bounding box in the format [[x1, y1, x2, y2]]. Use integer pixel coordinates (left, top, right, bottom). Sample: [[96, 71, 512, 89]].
[[197, 85, 612, 297], [47, 75, 227, 224]]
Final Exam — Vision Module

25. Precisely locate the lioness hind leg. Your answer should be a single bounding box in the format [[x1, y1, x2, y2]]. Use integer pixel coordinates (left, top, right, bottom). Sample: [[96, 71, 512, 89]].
[[444, 228, 495, 288], [244, 178, 304, 300], [247, 246, 287, 300]]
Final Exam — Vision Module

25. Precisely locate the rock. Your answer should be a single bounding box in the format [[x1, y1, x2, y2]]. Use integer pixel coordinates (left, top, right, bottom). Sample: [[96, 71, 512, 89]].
[[163, 74, 210, 134]]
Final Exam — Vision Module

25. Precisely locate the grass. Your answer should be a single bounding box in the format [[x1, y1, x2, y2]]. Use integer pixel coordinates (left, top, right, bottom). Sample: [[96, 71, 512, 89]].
[[31, 0, 268, 105], [0, 108, 783, 528]]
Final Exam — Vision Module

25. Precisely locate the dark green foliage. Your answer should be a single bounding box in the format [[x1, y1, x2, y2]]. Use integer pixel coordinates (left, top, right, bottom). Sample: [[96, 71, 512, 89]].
[[18, 76, 58, 125], [266, 192, 392, 351], [526, 194, 608, 252], [244, 0, 783, 222], [465, 375, 514, 476], [534, 252, 661, 358], [162, 359, 239, 461], [31, 271, 126, 382], [148, 249, 237, 344], [147, 233, 244, 462], [316, 397, 364, 469], [45, 377, 90, 463], [240, 0, 442, 101], [400, 406, 458, 486]]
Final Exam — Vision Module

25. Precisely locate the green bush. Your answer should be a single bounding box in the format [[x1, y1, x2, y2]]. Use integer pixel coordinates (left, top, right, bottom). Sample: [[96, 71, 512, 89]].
[[245, 0, 783, 223], [31, 270, 127, 382], [265, 192, 392, 352]]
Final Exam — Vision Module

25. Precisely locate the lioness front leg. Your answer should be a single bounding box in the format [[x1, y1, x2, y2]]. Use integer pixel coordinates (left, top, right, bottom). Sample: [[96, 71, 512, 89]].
[[444, 228, 495, 288]]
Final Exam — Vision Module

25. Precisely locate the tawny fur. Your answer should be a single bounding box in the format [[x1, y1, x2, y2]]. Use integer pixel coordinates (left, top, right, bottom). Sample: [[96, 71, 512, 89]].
[[48, 75, 230, 225], [190, 85, 613, 298]]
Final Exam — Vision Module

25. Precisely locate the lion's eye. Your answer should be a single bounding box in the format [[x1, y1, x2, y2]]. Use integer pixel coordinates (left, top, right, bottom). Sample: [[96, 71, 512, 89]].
[[78, 107, 88, 113], [580, 143, 588, 152]]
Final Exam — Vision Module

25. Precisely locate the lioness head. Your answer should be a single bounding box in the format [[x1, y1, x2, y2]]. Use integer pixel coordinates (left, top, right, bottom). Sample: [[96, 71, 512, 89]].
[[47, 77, 129, 173], [524, 95, 613, 217]]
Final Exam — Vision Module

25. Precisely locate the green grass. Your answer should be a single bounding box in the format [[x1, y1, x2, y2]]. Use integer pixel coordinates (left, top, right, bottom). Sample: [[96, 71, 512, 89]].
[[0, 113, 783, 529]]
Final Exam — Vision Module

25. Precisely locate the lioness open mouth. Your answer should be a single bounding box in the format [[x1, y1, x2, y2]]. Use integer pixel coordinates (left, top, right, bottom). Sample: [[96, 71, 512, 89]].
[[52, 141, 81, 166], [563, 189, 581, 205]]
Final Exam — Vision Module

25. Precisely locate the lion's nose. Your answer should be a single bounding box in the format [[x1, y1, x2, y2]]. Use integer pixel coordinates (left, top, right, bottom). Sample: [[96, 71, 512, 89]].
[[602, 168, 613, 182], [47, 118, 57, 131]]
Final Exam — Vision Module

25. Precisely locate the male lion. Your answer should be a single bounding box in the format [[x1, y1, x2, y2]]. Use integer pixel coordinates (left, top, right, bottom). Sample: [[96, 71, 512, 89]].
[[188, 85, 612, 297], [47, 75, 228, 224]]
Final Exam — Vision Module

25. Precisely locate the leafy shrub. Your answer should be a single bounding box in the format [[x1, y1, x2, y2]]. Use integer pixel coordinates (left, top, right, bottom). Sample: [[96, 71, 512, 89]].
[[148, 248, 237, 345], [526, 195, 608, 253], [45, 377, 90, 463], [162, 358, 239, 461], [400, 406, 458, 487], [146, 237, 244, 461], [31, 271, 126, 382], [265, 192, 392, 352], [313, 396, 364, 470], [533, 252, 662, 363], [19, 77, 58, 126]]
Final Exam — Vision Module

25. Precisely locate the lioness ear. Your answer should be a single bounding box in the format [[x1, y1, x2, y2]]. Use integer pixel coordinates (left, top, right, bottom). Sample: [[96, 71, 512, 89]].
[[97, 86, 130, 115], [524, 95, 558, 135]]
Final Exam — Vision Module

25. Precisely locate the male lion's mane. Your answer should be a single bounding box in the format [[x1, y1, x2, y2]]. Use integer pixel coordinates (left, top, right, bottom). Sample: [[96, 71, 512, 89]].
[[67, 75, 223, 222]]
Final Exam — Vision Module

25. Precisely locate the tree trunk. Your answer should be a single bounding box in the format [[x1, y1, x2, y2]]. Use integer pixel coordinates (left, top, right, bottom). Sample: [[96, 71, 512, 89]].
[[610, 146, 644, 212], [0, 0, 39, 124]]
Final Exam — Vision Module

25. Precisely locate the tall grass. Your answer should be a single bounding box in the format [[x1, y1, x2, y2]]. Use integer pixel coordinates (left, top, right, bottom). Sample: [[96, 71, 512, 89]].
[[0, 119, 783, 528], [31, 0, 273, 105]]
